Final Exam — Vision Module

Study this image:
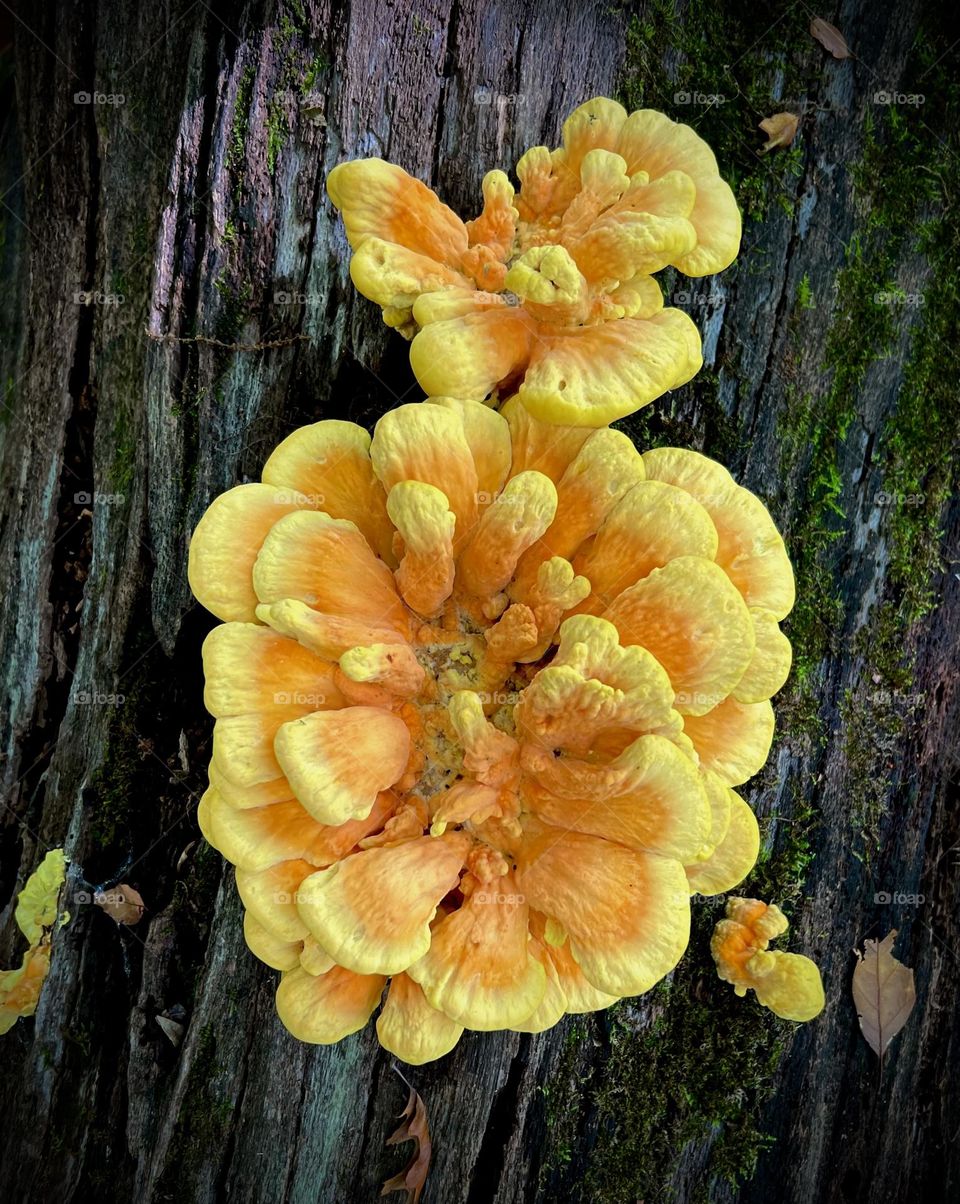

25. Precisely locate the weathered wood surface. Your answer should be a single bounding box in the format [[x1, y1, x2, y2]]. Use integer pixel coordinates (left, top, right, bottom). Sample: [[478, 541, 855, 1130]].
[[1, 1, 957, 1201]]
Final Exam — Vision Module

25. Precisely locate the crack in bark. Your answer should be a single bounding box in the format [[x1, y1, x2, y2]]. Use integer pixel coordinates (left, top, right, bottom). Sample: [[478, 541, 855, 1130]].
[[466, 1035, 531, 1204]]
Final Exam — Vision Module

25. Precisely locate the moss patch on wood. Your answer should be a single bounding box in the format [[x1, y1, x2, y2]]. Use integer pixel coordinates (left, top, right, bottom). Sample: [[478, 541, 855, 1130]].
[[830, 42, 959, 850], [538, 906, 789, 1203], [620, 0, 812, 221], [152, 1022, 237, 1201]]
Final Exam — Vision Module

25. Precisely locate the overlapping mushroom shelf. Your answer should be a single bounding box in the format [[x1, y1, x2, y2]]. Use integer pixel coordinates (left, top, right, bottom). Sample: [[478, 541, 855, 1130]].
[[190, 396, 794, 1063]]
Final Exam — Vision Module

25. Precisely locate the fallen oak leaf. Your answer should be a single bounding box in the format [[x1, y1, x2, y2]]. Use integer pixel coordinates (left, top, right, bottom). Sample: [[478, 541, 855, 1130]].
[[852, 928, 916, 1063], [381, 1066, 432, 1203], [95, 884, 146, 925], [759, 112, 800, 152], [810, 16, 850, 59]]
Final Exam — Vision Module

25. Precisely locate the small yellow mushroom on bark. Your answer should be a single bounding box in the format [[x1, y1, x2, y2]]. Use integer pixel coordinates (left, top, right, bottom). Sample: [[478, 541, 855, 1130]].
[[711, 897, 825, 1022]]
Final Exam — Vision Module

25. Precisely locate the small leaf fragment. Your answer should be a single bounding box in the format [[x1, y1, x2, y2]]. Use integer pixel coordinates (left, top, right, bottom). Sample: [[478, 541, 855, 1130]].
[[156, 1015, 185, 1047], [852, 928, 916, 1057], [810, 16, 850, 58], [759, 112, 800, 152], [95, 884, 146, 925], [381, 1069, 432, 1203]]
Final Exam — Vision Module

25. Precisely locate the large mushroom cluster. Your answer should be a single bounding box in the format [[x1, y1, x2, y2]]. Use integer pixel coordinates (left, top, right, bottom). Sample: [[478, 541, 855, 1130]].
[[191, 397, 795, 1062], [189, 94, 825, 1060]]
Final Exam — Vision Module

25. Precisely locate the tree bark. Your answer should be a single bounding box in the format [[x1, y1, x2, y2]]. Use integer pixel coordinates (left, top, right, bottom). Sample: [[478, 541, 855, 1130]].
[[1, 1, 957, 1202]]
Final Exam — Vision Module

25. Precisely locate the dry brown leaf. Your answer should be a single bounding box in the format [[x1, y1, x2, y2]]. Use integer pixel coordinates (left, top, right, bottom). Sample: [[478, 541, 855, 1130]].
[[95, 884, 146, 925], [381, 1071, 432, 1203], [852, 929, 916, 1059], [759, 112, 800, 151], [810, 16, 850, 59]]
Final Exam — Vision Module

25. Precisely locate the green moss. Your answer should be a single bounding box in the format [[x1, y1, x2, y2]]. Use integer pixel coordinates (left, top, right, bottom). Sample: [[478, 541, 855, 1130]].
[[572, 755, 825, 1204], [213, 273, 254, 344], [108, 269, 128, 299], [153, 1023, 235, 1200], [301, 54, 329, 94], [573, 910, 786, 1203], [539, 1020, 592, 1180], [620, 0, 812, 222], [776, 83, 955, 761], [840, 607, 921, 856], [266, 107, 288, 175], [282, 0, 306, 30], [750, 784, 817, 910], [107, 406, 136, 497], [264, 11, 319, 176], [829, 36, 959, 849], [615, 368, 741, 465], [226, 66, 255, 178], [795, 273, 814, 310]]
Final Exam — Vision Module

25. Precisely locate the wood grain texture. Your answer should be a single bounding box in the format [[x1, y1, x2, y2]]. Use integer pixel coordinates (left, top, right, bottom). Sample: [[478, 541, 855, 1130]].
[[0, 1, 957, 1201]]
